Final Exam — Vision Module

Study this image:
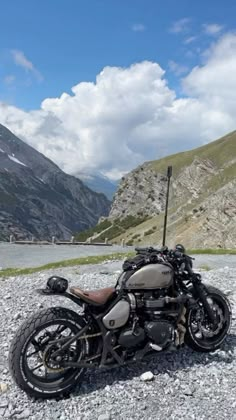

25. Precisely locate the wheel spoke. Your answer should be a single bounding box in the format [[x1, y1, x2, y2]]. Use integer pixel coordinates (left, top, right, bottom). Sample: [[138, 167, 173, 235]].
[[55, 325, 68, 335], [30, 363, 44, 373], [31, 338, 39, 348], [26, 350, 39, 358]]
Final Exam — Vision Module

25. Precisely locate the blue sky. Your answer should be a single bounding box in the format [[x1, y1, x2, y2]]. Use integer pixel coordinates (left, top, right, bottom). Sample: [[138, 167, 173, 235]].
[[1, 0, 234, 109], [0, 0, 236, 179]]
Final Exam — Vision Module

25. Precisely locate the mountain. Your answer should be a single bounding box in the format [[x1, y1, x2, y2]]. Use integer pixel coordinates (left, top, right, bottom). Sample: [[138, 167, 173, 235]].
[[83, 131, 236, 249], [77, 173, 118, 200], [0, 124, 110, 241]]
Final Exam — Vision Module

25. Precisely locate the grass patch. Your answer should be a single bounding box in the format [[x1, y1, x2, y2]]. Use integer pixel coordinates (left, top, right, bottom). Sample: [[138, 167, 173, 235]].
[[199, 264, 212, 271], [2, 247, 234, 279], [0, 251, 135, 279], [148, 131, 236, 176], [131, 233, 141, 240], [188, 249, 236, 255], [144, 226, 157, 236], [74, 219, 112, 242], [92, 216, 149, 242], [74, 216, 149, 243]]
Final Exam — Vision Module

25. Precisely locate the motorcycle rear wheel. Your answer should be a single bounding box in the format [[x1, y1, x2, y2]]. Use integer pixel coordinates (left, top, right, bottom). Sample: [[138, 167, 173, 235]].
[[9, 307, 89, 399], [185, 285, 232, 352]]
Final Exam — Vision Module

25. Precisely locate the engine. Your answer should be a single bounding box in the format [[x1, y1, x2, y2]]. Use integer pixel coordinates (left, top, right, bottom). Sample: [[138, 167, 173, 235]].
[[118, 291, 179, 350]]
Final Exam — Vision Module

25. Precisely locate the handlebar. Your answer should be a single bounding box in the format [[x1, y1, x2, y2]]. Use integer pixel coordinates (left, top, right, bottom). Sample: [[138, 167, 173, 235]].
[[135, 246, 194, 275], [135, 246, 169, 255]]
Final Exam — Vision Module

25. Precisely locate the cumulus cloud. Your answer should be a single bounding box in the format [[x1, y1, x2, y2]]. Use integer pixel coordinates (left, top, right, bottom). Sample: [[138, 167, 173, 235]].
[[11, 50, 43, 82], [169, 18, 191, 34], [202, 23, 224, 35], [1, 33, 236, 180], [131, 23, 146, 32]]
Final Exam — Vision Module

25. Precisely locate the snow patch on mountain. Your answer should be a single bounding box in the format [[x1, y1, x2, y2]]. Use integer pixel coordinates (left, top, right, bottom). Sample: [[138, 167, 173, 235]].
[[8, 155, 27, 167]]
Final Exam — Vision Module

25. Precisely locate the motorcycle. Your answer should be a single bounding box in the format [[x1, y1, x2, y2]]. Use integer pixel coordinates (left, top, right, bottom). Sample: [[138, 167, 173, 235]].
[[9, 244, 232, 399]]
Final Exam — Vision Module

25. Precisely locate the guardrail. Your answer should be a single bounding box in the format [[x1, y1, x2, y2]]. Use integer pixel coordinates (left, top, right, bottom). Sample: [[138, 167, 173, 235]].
[[9, 235, 114, 246]]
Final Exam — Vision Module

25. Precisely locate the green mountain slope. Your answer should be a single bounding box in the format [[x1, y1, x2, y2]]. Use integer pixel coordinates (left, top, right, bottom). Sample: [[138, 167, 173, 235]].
[[148, 131, 236, 176], [79, 131, 236, 249]]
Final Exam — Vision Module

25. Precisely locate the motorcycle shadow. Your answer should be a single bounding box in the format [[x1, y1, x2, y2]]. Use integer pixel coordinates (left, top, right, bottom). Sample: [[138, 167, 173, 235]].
[[75, 333, 236, 397]]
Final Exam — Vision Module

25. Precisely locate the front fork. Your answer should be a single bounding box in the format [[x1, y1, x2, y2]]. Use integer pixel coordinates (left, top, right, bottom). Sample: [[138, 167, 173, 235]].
[[192, 276, 217, 327]]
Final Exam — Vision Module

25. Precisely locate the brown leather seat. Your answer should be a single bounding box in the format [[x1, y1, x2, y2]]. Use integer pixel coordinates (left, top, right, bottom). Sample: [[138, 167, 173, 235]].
[[70, 286, 116, 305]]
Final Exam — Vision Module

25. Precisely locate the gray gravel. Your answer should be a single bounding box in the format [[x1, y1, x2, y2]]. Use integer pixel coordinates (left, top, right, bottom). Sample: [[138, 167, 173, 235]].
[[0, 260, 236, 420]]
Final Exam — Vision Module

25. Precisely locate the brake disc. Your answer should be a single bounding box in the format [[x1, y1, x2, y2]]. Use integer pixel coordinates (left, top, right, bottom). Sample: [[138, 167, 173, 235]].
[[200, 300, 224, 338]]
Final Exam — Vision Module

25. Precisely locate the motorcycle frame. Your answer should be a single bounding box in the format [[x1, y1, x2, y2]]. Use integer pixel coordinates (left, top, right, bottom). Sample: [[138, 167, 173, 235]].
[[37, 287, 133, 369], [36, 278, 201, 370]]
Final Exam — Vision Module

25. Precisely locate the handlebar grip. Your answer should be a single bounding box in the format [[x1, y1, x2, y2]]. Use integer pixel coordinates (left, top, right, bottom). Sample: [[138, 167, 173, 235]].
[[135, 247, 150, 253], [135, 246, 159, 253]]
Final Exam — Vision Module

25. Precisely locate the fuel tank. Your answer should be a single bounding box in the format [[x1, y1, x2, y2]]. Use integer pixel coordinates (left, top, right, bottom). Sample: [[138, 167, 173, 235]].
[[119, 263, 173, 290]]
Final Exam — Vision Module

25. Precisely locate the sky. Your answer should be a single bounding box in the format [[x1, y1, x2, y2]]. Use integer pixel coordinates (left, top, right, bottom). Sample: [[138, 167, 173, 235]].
[[0, 0, 236, 179]]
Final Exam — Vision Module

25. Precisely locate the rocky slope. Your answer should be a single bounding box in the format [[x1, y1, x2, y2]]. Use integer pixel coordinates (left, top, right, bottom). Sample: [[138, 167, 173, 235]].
[[108, 131, 236, 248], [109, 166, 167, 219], [0, 124, 110, 240]]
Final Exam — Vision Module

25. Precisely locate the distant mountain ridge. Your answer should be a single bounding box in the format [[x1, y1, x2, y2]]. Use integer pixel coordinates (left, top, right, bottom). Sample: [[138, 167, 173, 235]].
[[78, 173, 118, 200], [0, 124, 110, 241]]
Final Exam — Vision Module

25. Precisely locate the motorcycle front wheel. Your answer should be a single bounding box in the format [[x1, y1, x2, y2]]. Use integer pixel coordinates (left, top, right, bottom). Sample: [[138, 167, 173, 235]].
[[9, 307, 89, 399], [185, 285, 232, 352]]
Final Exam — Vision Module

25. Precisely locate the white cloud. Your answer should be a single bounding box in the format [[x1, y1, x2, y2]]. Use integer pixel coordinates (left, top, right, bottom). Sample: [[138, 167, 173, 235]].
[[183, 36, 197, 45], [131, 23, 146, 32], [4, 75, 16, 85], [1, 33, 236, 180], [11, 50, 43, 82], [169, 18, 191, 34], [168, 60, 189, 76], [202, 23, 224, 35]]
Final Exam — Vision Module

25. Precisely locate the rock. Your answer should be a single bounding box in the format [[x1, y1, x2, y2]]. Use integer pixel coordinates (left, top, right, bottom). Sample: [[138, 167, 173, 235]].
[[0, 408, 6, 417], [181, 385, 195, 396], [13, 312, 21, 320], [140, 372, 154, 382], [225, 290, 232, 296], [0, 398, 8, 408], [0, 383, 8, 393], [4, 295, 11, 300], [3, 409, 11, 418], [17, 409, 31, 419], [98, 414, 111, 420], [109, 165, 166, 220]]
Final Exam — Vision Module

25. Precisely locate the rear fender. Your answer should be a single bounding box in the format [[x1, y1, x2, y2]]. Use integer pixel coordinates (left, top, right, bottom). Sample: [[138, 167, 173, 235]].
[[36, 288, 84, 306]]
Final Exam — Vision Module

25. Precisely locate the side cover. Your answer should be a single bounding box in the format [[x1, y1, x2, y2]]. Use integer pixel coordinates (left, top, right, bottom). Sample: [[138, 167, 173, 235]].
[[103, 300, 130, 329]]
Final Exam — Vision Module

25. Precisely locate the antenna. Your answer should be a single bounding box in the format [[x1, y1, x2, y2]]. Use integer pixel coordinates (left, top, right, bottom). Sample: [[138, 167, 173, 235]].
[[162, 165, 172, 246]]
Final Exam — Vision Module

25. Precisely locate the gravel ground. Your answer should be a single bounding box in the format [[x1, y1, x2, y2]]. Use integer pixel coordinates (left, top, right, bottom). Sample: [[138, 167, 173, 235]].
[[0, 260, 236, 420]]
